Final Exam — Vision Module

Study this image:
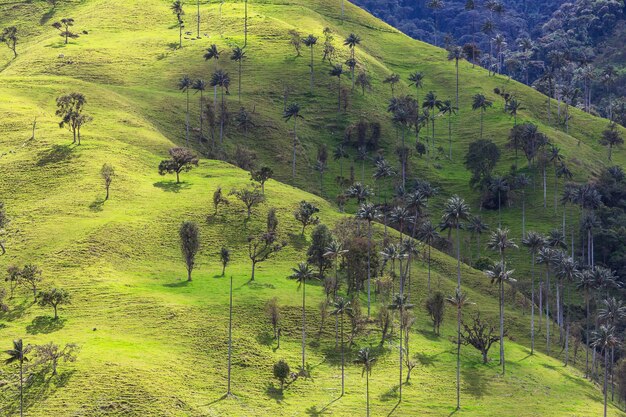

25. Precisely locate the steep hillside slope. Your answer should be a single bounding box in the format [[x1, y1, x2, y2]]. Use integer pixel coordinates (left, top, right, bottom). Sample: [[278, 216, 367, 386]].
[[0, 0, 624, 416]]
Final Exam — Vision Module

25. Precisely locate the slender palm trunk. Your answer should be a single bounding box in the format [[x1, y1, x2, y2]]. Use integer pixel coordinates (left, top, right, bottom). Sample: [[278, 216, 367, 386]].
[[227, 275, 233, 395], [500, 279, 505, 374], [367, 221, 372, 317], [522, 192, 526, 237], [186, 90, 190, 146], [199, 91, 204, 142], [428, 245, 432, 292], [586, 294, 590, 377], [219, 87, 225, 144], [480, 109, 484, 139], [448, 113, 453, 160], [292, 118, 297, 179], [604, 350, 609, 417], [19, 360, 23, 417], [366, 371, 370, 417], [341, 312, 345, 396], [546, 270, 551, 355], [399, 313, 403, 402], [309, 46, 314, 94], [456, 304, 461, 410], [302, 279, 306, 372], [238, 61, 242, 102], [455, 60, 459, 109], [531, 254, 535, 354]]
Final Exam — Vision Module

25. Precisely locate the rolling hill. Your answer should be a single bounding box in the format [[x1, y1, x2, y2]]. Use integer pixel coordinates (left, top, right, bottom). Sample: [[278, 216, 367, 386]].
[[0, 0, 625, 416]]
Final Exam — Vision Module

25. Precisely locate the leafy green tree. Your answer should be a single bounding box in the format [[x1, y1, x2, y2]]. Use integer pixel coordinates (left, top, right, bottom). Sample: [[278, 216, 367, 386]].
[[357, 203, 379, 316], [355, 70, 371, 95], [52, 18, 78, 44], [303, 34, 318, 94], [329, 64, 344, 113], [179, 221, 199, 282], [230, 186, 265, 219], [464, 139, 501, 188], [248, 233, 285, 281], [461, 312, 500, 364], [425, 291, 445, 335], [288, 262, 315, 373], [230, 46, 246, 102], [171, 1, 184, 48], [1, 26, 18, 58], [600, 122, 623, 162], [158, 147, 199, 183], [284, 103, 303, 178], [178, 75, 192, 146], [32, 342, 78, 377], [100, 164, 114, 201], [447, 46, 463, 108], [192, 79, 206, 141], [344, 33, 361, 89], [37, 288, 70, 320], [471, 93, 493, 139], [273, 359, 290, 391], [56, 92, 89, 145], [354, 347, 377, 417], [220, 247, 230, 277], [5, 339, 30, 417], [250, 166, 273, 194], [307, 224, 333, 279], [294, 201, 320, 235], [446, 289, 472, 410], [332, 297, 352, 396], [212, 186, 229, 215], [19, 264, 42, 302], [266, 297, 281, 345], [389, 293, 413, 402]]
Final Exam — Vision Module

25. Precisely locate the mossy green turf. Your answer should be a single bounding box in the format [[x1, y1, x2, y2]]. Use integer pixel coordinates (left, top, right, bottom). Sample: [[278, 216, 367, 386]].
[[0, 0, 625, 415]]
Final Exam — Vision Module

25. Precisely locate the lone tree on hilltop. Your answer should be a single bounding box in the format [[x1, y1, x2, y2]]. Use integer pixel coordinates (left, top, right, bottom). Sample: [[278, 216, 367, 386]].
[[158, 147, 199, 183], [100, 164, 114, 200], [52, 18, 78, 44], [1, 26, 18, 58], [250, 166, 273, 194], [37, 288, 70, 320], [56, 93, 90, 145], [179, 221, 199, 282], [294, 201, 320, 235], [273, 359, 290, 391]]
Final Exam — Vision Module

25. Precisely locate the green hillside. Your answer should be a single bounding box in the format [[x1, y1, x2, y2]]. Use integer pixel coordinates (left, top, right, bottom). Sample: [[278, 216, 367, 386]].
[[0, 0, 624, 416]]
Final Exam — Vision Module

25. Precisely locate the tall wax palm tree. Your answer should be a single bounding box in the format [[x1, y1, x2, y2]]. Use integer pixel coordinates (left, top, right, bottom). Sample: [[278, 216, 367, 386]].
[[442, 195, 471, 290], [389, 293, 414, 402], [418, 220, 440, 292], [346, 182, 372, 205], [354, 347, 377, 417], [405, 190, 426, 239], [390, 205, 413, 246], [423, 91, 442, 152], [578, 268, 595, 376], [171, 1, 184, 49], [505, 98, 524, 126], [178, 75, 192, 146], [537, 247, 561, 354], [288, 262, 315, 373], [489, 176, 509, 227], [324, 240, 348, 347], [373, 158, 395, 203], [408, 71, 425, 119], [284, 103, 303, 179], [548, 145, 564, 214], [514, 173, 531, 237], [447, 46, 463, 108], [428, 0, 445, 47], [439, 99, 458, 160], [522, 231, 546, 354], [598, 297, 626, 400], [487, 228, 518, 372], [210, 69, 231, 144], [472, 93, 493, 139], [230, 46, 246, 102], [383, 73, 401, 97], [357, 203, 380, 317], [402, 238, 420, 299], [5, 339, 29, 417], [344, 33, 361, 89], [592, 325, 620, 417], [599, 122, 624, 162], [192, 79, 206, 142], [446, 289, 472, 410], [204, 44, 221, 109], [333, 297, 352, 396], [333, 143, 349, 181], [467, 215, 489, 261], [485, 262, 516, 374], [561, 183, 577, 257], [303, 35, 318, 94], [329, 64, 344, 113], [355, 145, 368, 183], [556, 256, 581, 366]]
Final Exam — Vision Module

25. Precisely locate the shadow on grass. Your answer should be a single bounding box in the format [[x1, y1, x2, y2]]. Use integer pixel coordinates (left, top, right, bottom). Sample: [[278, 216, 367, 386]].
[[26, 316, 66, 335], [380, 384, 399, 402], [40, 7, 56, 25], [306, 395, 341, 416], [415, 351, 440, 367], [89, 198, 105, 212], [288, 233, 307, 251], [163, 280, 191, 288], [153, 181, 190, 193], [265, 382, 285, 403], [541, 363, 590, 389], [1, 298, 31, 321], [2, 369, 75, 416], [418, 329, 441, 342], [36, 144, 74, 166], [462, 366, 488, 399]]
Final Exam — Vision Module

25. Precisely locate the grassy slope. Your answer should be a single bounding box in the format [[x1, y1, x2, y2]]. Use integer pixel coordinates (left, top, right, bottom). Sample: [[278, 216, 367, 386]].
[[0, 0, 624, 416]]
